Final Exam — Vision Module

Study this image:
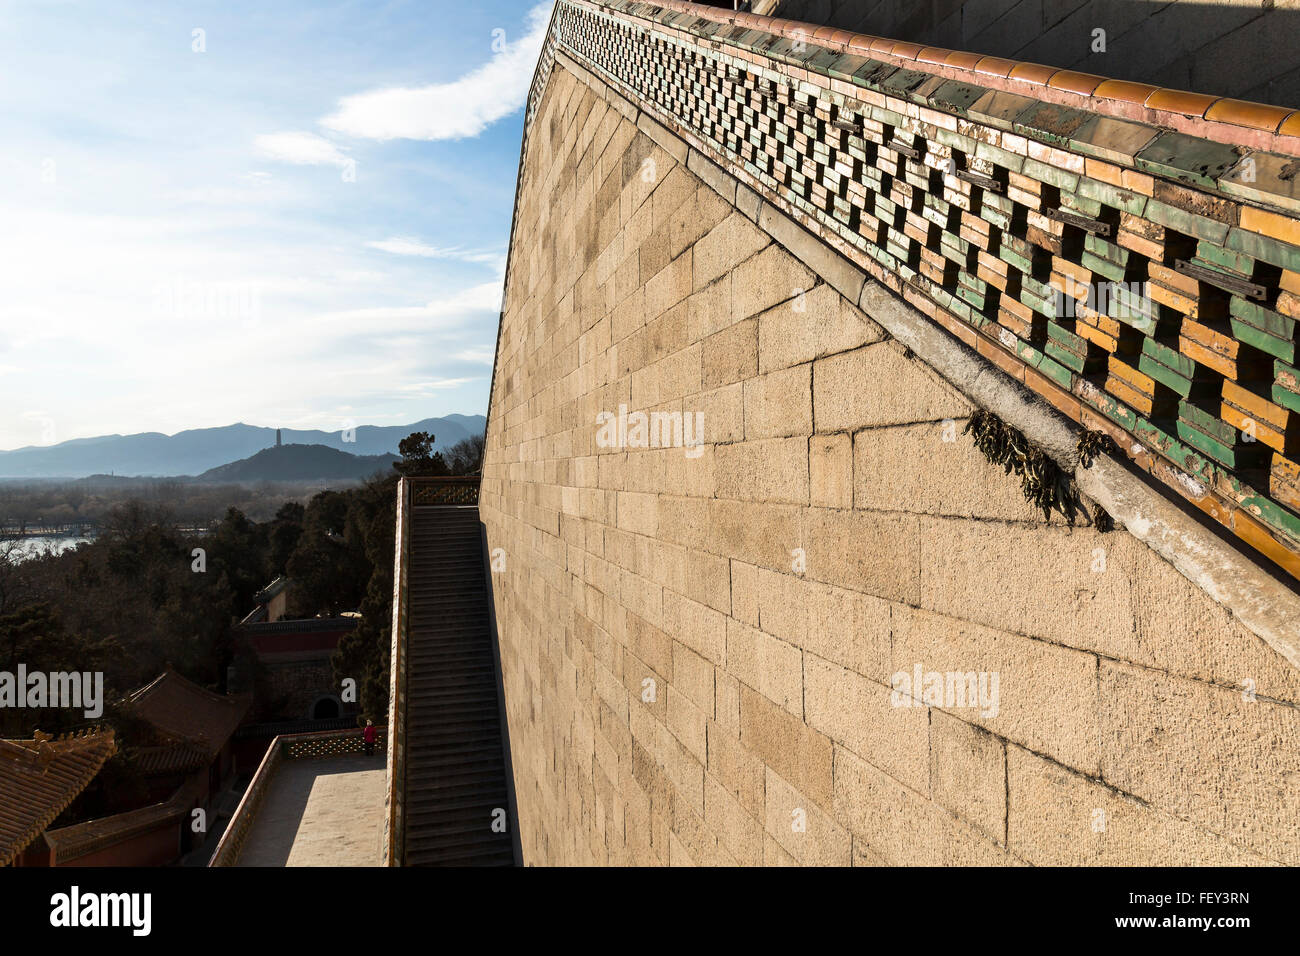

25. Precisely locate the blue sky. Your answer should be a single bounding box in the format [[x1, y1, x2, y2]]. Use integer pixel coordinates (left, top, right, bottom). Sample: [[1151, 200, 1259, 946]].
[[0, 0, 553, 449]]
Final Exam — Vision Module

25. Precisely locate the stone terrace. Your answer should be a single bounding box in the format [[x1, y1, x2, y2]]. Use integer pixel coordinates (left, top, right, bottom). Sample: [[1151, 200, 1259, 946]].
[[234, 753, 386, 867]]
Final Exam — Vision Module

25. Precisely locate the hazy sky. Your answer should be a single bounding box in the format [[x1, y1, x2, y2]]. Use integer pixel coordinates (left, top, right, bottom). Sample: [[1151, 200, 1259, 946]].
[[0, 0, 553, 450]]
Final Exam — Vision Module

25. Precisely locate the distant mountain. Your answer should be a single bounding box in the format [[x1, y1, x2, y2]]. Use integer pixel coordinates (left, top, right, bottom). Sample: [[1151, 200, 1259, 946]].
[[196, 444, 399, 483], [0, 415, 486, 479]]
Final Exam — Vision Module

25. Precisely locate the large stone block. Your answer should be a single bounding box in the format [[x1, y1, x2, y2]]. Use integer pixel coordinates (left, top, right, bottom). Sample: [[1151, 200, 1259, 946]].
[[732, 244, 818, 322], [709, 499, 804, 572], [757, 283, 886, 374], [1131, 544, 1300, 706], [892, 604, 1101, 773], [764, 767, 852, 865], [853, 421, 1047, 521], [696, 382, 744, 444], [667, 685, 707, 763], [813, 342, 972, 432], [686, 275, 734, 343], [803, 653, 931, 794], [715, 437, 809, 505], [918, 516, 1139, 661], [615, 490, 659, 537], [929, 710, 1007, 845], [704, 772, 764, 866], [1100, 660, 1300, 864], [833, 745, 1012, 866], [738, 683, 833, 810], [671, 639, 716, 715], [1007, 745, 1272, 866], [800, 507, 921, 604], [726, 617, 805, 717], [743, 364, 813, 440], [701, 318, 758, 389], [809, 433, 852, 509], [643, 249, 693, 321], [693, 211, 770, 291], [706, 718, 765, 818], [661, 587, 727, 665]]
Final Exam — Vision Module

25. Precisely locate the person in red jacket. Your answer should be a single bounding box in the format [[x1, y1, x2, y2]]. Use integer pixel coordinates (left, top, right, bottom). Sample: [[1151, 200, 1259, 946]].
[[363, 719, 378, 757]]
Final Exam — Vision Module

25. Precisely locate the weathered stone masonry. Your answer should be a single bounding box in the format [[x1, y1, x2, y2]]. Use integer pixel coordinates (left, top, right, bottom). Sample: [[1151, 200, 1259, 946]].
[[480, 1, 1300, 865]]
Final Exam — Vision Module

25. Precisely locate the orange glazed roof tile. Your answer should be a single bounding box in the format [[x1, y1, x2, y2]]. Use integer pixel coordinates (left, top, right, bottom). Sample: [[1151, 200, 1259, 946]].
[[1093, 79, 1160, 105], [0, 728, 116, 866]]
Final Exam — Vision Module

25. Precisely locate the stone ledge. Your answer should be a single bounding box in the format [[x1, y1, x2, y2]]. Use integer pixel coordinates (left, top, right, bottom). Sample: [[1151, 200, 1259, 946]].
[[685, 147, 737, 205], [1077, 457, 1300, 670], [636, 110, 689, 164], [757, 202, 866, 305]]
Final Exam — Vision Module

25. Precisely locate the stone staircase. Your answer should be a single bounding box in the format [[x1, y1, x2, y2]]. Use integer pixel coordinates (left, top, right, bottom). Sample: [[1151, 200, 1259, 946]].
[[403, 505, 514, 866]]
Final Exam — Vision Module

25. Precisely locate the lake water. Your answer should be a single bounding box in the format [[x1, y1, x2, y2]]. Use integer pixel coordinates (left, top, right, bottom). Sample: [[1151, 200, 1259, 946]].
[[5, 535, 94, 562]]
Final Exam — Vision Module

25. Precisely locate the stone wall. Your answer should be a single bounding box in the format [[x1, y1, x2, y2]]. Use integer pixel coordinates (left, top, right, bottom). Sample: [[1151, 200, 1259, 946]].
[[261, 659, 347, 720], [767, 0, 1300, 108], [480, 60, 1300, 865]]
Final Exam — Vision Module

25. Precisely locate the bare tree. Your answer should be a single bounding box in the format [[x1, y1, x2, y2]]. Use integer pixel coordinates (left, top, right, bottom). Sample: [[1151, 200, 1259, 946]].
[[445, 434, 485, 475]]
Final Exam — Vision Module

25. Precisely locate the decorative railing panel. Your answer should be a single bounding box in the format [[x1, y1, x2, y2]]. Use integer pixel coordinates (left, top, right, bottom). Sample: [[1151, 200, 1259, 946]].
[[410, 476, 481, 506], [287, 728, 386, 759], [524, 0, 1300, 577]]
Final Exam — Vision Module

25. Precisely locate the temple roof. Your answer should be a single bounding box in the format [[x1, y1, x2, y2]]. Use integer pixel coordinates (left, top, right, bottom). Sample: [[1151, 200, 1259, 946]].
[[0, 728, 116, 866], [125, 669, 251, 766]]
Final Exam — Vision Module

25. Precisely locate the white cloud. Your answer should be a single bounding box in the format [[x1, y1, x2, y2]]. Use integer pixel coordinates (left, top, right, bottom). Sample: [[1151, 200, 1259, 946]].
[[0, 2, 511, 449], [321, 2, 554, 141], [254, 131, 352, 167], [399, 378, 479, 393], [312, 281, 503, 331], [453, 348, 496, 365], [366, 236, 504, 267]]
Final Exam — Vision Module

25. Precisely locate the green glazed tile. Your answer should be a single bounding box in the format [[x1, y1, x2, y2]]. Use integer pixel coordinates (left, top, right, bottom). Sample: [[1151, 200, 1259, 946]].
[[1135, 131, 1242, 190], [1013, 100, 1092, 148]]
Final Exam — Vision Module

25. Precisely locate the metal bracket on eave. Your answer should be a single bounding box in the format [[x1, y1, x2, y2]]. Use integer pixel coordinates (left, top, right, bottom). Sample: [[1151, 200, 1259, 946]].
[[831, 116, 864, 136], [1175, 259, 1268, 300], [888, 139, 921, 159], [1044, 207, 1112, 237], [955, 169, 1003, 193]]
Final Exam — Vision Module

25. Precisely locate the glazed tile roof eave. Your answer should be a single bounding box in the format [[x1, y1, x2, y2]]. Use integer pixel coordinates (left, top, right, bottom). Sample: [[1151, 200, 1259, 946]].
[[590, 0, 1300, 154], [0, 729, 117, 866], [129, 740, 211, 776]]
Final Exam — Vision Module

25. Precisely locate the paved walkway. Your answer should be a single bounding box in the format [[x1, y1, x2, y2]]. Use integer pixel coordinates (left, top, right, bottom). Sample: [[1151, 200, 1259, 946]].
[[236, 754, 387, 866]]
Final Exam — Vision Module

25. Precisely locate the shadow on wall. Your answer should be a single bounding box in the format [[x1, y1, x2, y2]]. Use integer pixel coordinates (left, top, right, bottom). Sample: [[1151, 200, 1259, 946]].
[[768, 0, 1300, 109]]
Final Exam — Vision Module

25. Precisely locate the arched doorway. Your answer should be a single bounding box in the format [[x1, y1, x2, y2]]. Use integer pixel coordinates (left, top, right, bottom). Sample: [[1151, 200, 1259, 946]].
[[311, 695, 340, 720]]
